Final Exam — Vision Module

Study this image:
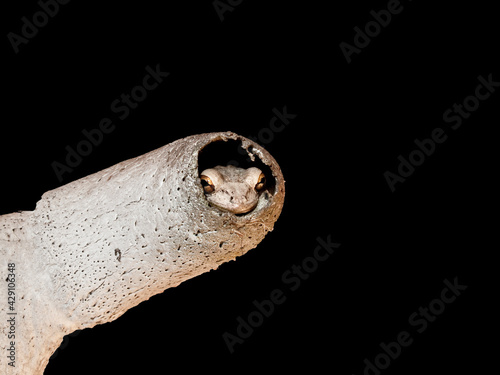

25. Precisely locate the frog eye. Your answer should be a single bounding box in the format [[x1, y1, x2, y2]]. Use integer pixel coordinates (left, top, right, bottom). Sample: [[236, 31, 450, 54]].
[[200, 175, 215, 194], [255, 172, 266, 191]]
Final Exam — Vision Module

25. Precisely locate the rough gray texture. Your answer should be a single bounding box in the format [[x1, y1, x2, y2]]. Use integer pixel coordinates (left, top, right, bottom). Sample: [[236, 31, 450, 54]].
[[0, 131, 285, 375]]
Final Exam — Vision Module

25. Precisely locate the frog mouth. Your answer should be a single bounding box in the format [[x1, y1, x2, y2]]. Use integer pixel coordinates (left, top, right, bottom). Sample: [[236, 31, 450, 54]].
[[232, 201, 259, 215], [210, 200, 259, 215]]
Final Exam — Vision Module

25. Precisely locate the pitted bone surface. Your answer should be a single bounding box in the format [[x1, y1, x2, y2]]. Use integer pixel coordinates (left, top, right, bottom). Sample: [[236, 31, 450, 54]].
[[0, 131, 285, 375]]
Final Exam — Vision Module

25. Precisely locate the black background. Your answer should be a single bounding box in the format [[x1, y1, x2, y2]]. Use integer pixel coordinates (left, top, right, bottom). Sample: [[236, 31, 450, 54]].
[[1, 0, 497, 374]]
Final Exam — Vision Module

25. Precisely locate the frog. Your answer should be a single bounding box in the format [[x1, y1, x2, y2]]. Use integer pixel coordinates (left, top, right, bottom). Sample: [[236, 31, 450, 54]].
[[200, 165, 267, 214]]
